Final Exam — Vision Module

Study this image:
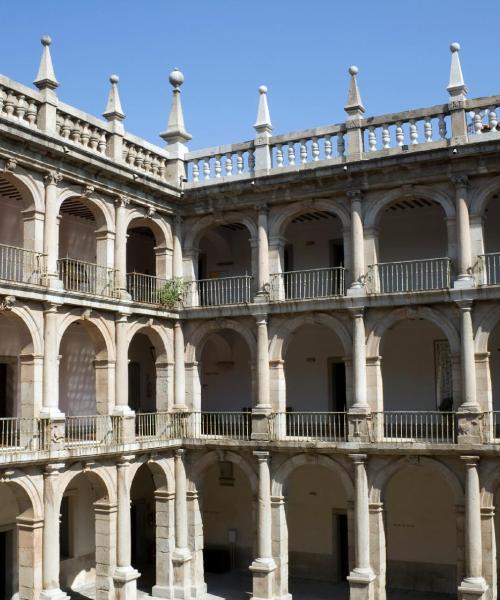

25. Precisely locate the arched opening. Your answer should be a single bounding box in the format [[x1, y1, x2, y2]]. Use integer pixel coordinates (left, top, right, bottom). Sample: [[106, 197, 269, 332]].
[[384, 463, 457, 598], [195, 224, 252, 305], [0, 480, 39, 599], [59, 472, 113, 598], [58, 197, 114, 297], [198, 461, 254, 598], [374, 198, 449, 293], [286, 464, 350, 599], [482, 194, 500, 285], [0, 175, 43, 285], [380, 318, 455, 441], [0, 311, 36, 420], [489, 320, 500, 416], [199, 330, 252, 437], [128, 332, 157, 414], [274, 211, 345, 300], [284, 324, 347, 439]]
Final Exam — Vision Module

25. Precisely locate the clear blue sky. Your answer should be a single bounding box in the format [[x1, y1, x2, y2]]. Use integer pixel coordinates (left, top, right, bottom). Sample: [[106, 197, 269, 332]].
[[0, 1, 497, 150]]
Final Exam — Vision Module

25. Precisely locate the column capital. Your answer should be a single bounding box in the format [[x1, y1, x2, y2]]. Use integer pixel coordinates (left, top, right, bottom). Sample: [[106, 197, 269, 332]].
[[456, 299, 474, 312], [44, 170, 62, 187], [348, 306, 365, 319], [44, 462, 65, 476], [461, 455, 480, 467], [253, 450, 270, 462], [117, 455, 135, 468], [43, 301, 62, 314], [450, 174, 469, 187], [255, 201, 269, 215], [348, 453, 368, 465], [346, 189, 363, 201], [116, 312, 129, 324], [175, 448, 186, 458], [114, 193, 130, 208]]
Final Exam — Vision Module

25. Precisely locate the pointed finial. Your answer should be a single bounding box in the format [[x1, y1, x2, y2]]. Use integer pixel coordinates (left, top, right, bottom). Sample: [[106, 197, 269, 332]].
[[34, 35, 59, 91], [344, 65, 365, 118], [160, 68, 192, 145], [254, 85, 272, 135], [103, 74, 125, 121], [447, 42, 467, 98]]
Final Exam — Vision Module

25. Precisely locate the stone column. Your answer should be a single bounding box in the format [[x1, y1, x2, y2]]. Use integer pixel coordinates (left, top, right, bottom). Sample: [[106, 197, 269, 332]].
[[172, 449, 192, 597], [458, 456, 487, 599], [174, 322, 187, 410], [369, 501, 386, 600], [152, 489, 175, 599], [271, 495, 290, 600], [250, 451, 276, 600], [453, 176, 474, 288], [348, 309, 371, 442], [252, 314, 271, 439], [114, 313, 134, 443], [41, 303, 64, 422], [40, 464, 69, 600], [114, 456, 139, 600], [114, 195, 130, 299], [480, 506, 496, 599], [17, 515, 44, 600], [268, 236, 286, 301], [43, 171, 63, 289], [173, 216, 183, 279], [348, 190, 365, 294], [255, 204, 270, 299], [94, 501, 117, 600], [347, 454, 375, 600]]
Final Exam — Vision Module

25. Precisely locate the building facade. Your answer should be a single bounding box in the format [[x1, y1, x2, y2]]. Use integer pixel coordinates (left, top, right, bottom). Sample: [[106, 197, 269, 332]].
[[0, 36, 500, 600]]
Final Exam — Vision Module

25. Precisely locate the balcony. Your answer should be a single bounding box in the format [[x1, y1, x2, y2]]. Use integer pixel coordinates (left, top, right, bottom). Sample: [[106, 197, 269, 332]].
[[58, 258, 117, 298], [0, 243, 46, 286], [270, 412, 347, 442], [478, 253, 500, 286], [366, 257, 451, 294], [126, 272, 171, 305], [190, 411, 251, 440], [373, 411, 456, 444], [270, 267, 346, 301], [65, 414, 122, 448], [186, 275, 252, 307]]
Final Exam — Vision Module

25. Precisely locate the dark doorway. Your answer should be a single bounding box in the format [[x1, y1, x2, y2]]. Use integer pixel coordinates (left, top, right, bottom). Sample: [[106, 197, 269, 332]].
[[60, 496, 71, 560], [330, 361, 346, 412], [329, 239, 344, 268], [0, 530, 13, 598], [0, 364, 8, 419], [336, 513, 349, 581], [128, 362, 141, 412]]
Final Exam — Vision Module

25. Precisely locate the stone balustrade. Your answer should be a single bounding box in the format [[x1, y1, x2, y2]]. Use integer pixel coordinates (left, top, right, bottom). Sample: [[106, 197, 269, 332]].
[[185, 140, 255, 182], [56, 102, 109, 154], [0, 77, 41, 128], [122, 132, 169, 180]]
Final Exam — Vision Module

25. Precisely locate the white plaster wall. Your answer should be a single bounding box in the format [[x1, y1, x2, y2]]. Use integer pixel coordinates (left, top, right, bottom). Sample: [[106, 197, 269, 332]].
[[0, 196, 23, 247], [202, 463, 254, 567], [59, 214, 96, 263], [59, 324, 96, 416], [381, 319, 447, 411], [284, 217, 343, 271], [385, 464, 457, 593], [200, 331, 252, 411], [378, 204, 448, 262], [129, 333, 156, 412], [490, 323, 500, 411], [199, 226, 251, 277], [484, 198, 500, 254], [285, 325, 344, 411]]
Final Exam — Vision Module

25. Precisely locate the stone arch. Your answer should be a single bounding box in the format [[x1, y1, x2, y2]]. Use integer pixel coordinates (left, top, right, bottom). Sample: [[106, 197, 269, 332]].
[[55, 462, 116, 507], [269, 312, 352, 362], [370, 456, 464, 506], [57, 188, 113, 233], [475, 304, 500, 354], [126, 207, 172, 249], [364, 186, 455, 229], [183, 212, 258, 250], [470, 175, 500, 217], [366, 306, 460, 357], [185, 319, 256, 363], [271, 453, 354, 500], [0, 469, 43, 520], [128, 453, 175, 493], [57, 310, 114, 361], [0, 307, 40, 355], [127, 320, 173, 363], [188, 450, 258, 495], [0, 164, 44, 212], [268, 198, 350, 239]]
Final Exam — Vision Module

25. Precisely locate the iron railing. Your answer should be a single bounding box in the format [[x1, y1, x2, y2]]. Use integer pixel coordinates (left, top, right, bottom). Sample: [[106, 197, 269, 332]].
[[0, 243, 46, 285], [186, 276, 252, 306], [269, 412, 347, 441], [135, 411, 188, 441], [0, 417, 48, 452], [64, 415, 121, 448], [126, 272, 171, 305], [190, 412, 251, 440], [270, 267, 346, 301], [367, 257, 451, 293], [58, 258, 117, 297], [374, 411, 455, 443], [478, 253, 500, 286]]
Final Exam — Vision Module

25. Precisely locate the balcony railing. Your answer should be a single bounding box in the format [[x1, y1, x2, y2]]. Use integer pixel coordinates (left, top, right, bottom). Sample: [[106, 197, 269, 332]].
[[478, 253, 500, 286], [374, 411, 455, 443], [135, 411, 188, 441], [190, 412, 251, 440], [186, 275, 252, 306], [270, 412, 347, 441], [0, 417, 48, 452], [366, 257, 451, 294], [0, 243, 46, 286], [270, 267, 346, 301], [65, 415, 121, 448], [126, 272, 171, 305], [58, 258, 117, 297]]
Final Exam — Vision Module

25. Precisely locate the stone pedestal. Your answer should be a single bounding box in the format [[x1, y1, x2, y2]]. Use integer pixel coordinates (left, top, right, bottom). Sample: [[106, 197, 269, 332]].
[[250, 557, 276, 600], [458, 577, 488, 600], [348, 411, 373, 443], [172, 547, 192, 599], [347, 569, 376, 600], [251, 409, 271, 441], [113, 565, 140, 600], [457, 412, 484, 444], [40, 590, 70, 600]]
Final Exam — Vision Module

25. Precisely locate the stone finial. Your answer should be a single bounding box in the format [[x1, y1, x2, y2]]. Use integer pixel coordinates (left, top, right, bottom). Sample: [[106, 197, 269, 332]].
[[34, 36, 59, 91], [254, 85, 272, 135], [447, 42, 467, 99], [160, 68, 192, 145], [103, 74, 125, 121], [344, 65, 365, 118]]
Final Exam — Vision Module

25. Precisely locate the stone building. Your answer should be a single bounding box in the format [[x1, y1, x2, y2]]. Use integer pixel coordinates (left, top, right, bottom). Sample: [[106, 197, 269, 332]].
[[0, 35, 499, 600]]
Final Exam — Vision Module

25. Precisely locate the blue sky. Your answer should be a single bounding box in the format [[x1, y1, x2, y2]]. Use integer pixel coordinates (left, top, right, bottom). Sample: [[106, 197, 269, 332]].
[[0, 1, 497, 150]]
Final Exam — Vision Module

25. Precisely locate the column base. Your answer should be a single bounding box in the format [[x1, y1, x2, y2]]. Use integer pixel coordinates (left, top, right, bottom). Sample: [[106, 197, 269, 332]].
[[152, 584, 175, 598], [251, 408, 272, 441], [172, 547, 192, 599], [113, 565, 140, 600], [347, 284, 366, 297], [43, 275, 64, 290], [40, 590, 70, 600], [456, 410, 484, 444], [454, 276, 475, 289], [250, 557, 276, 600], [347, 568, 376, 600], [347, 410, 373, 443], [458, 576, 488, 599], [39, 407, 65, 419]]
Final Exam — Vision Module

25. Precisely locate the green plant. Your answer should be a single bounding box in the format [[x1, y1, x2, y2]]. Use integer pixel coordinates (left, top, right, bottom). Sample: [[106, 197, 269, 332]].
[[157, 277, 187, 308]]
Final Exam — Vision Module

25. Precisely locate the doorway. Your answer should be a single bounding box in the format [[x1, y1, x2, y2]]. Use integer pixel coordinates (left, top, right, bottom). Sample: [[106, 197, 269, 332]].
[[334, 512, 349, 581], [0, 529, 14, 598], [329, 360, 346, 412]]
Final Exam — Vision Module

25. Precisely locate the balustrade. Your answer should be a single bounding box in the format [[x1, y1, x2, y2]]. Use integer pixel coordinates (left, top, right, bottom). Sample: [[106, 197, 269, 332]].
[[0, 243, 46, 285], [374, 411, 455, 443], [270, 267, 345, 301], [122, 134, 169, 180], [270, 411, 347, 441], [56, 105, 108, 155], [58, 258, 117, 297], [366, 257, 451, 293], [135, 411, 188, 441], [186, 275, 252, 306], [0, 77, 41, 128], [190, 412, 251, 440], [185, 141, 255, 182], [0, 417, 48, 453], [477, 253, 500, 286], [126, 272, 172, 305], [269, 126, 346, 167], [65, 415, 121, 448], [466, 97, 500, 135]]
